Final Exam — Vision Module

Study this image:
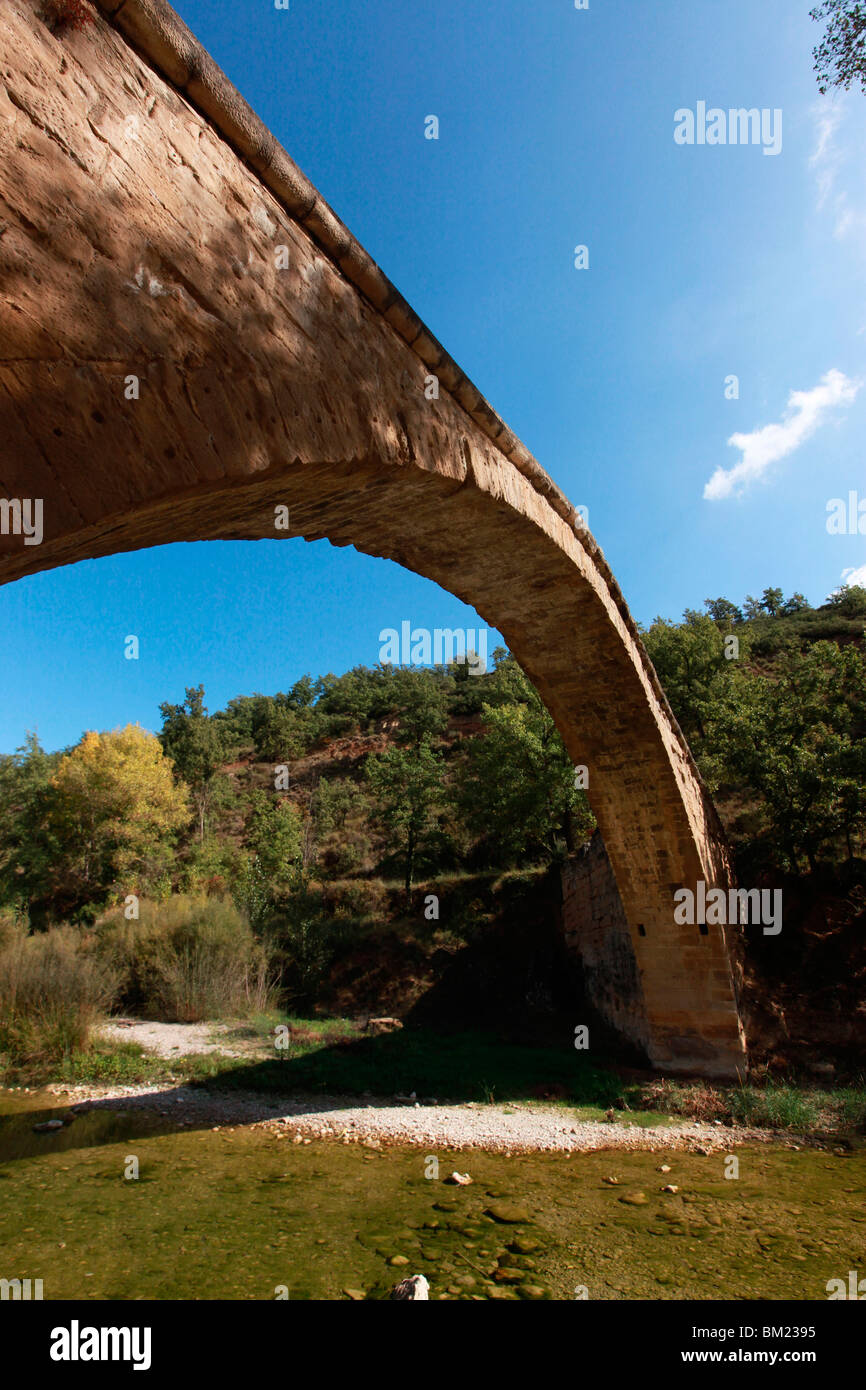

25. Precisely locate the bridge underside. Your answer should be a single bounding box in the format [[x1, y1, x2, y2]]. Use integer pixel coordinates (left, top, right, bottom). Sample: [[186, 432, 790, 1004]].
[[0, 0, 746, 1077]]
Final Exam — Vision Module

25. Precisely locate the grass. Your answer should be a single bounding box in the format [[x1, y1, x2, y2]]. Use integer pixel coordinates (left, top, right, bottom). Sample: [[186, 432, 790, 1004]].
[[244, 1012, 358, 1044], [728, 1081, 821, 1130], [59, 1040, 169, 1086]]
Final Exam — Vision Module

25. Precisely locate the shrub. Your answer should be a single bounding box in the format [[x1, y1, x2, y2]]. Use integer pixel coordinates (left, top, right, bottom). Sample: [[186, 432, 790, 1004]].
[[0, 922, 118, 1067], [96, 895, 275, 1022], [265, 889, 345, 1009]]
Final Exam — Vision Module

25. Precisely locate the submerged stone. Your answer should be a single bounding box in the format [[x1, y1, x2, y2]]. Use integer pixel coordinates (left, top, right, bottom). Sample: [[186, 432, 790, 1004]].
[[509, 1236, 540, 1254], [485, 1203, 532, 1225]]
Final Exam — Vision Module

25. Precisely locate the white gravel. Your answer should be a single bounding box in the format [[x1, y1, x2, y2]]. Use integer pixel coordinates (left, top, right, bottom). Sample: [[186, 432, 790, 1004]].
[[49, 1080, 774, 1155], [78, 1018, 781, 1154], [97, 1020, 251, 1059]]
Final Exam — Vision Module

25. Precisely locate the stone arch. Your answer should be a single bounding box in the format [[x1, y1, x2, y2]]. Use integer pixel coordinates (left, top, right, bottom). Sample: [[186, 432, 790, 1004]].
[[0, 0, 746, 1076]]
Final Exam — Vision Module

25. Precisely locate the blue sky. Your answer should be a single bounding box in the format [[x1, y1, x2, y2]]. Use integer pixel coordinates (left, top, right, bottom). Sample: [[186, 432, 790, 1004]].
[[3, 0, 866, 753]]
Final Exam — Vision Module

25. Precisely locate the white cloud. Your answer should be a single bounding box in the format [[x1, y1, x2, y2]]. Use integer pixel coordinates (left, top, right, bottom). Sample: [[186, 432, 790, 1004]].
[[703, 369, 861, 502], [841, 563, 866, 587], [810, 104, 843, 209], [809, 98, 866, 241]]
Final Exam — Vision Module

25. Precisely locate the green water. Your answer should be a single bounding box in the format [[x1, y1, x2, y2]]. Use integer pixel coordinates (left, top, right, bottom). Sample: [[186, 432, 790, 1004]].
[[0, 1091, 863, 1300]]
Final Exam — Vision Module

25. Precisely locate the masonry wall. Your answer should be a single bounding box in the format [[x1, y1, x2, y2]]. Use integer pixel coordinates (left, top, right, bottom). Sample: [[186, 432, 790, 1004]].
[[561, 834, 651, 1059]]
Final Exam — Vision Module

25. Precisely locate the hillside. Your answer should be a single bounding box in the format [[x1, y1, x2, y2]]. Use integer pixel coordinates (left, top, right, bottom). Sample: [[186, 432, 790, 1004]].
[[1, 585, 864, 1080]]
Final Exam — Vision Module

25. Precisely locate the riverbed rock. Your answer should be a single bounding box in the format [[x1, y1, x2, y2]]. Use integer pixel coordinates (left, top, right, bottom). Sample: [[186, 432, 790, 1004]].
[[509, 1236, 540, 1255], [484, 1203, 532, 1225]]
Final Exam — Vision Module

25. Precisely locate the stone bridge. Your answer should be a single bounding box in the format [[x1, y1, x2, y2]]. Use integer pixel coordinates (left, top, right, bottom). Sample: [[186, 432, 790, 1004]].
[[0, 0, 746, 1077]]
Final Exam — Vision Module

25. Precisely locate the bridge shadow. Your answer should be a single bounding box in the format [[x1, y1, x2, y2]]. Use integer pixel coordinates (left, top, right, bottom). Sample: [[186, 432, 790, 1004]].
[[0, 1023, 646, 1164]]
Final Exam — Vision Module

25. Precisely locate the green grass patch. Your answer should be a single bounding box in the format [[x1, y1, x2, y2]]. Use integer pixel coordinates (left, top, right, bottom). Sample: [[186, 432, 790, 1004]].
[[58, 1040, 169, 1086], [727, 1082, 820, 1130]]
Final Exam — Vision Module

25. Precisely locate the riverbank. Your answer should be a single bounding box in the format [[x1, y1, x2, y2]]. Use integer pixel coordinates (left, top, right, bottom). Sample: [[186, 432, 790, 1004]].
[[4, 1015, 863, 1152], [13, 1078, 830, 1155]]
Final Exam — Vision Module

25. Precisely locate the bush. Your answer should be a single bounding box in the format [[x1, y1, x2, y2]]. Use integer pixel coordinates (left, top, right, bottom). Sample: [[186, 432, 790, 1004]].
[[96, 895, 275, 1022], [265, 889, 346, 1009], [181, 837, 244, 896], [0, 921, 118, 1067]]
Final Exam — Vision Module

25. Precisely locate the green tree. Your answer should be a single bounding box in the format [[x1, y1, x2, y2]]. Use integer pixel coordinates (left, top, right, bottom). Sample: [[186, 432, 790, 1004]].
[[244, 791, 303, 890], [454, 665, 595, 864], [760, 587, 785, 618], [159, 686, 230, 842], [365, 742, 444, 897], [701, 641, 866, 870], [389, 667, 450, 747], [253, 703, 305, 765], [811, 1, 866, 94], [828, 584, 866, 617], [742, 595, 765, 620], [0, 733, 62, 926], [643, 612, 741, 742], [704, 597, 744, 625], [780, 592, 811, 615]]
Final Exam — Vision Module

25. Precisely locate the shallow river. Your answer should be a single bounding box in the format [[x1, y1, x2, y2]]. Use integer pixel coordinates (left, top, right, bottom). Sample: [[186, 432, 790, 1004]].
[[0, 1092, 863, 1300]]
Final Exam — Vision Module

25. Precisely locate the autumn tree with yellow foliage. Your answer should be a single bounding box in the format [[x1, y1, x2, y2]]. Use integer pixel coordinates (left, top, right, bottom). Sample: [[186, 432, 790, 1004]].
[[45, 726, 190, 922]]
